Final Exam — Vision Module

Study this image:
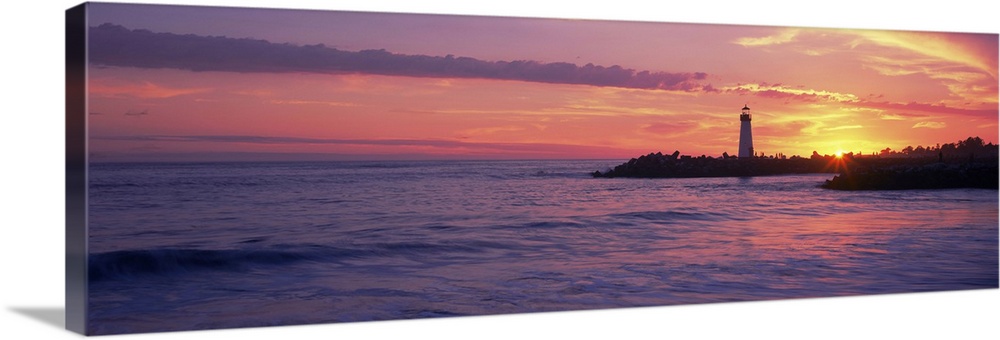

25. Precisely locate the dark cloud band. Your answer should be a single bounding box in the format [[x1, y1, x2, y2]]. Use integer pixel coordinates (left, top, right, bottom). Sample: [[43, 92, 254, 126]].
[[89, 24, 709, 91]]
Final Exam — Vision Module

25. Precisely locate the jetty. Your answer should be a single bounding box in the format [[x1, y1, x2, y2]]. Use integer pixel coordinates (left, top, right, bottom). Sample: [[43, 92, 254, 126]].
[[592, 151, 998, 190], [592, 151, 833, 178], [821, 159, 998, 190]]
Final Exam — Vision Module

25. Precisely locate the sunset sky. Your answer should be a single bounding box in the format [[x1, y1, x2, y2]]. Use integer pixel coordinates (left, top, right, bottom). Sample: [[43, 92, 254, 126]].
[[84, 3, 999, 162]]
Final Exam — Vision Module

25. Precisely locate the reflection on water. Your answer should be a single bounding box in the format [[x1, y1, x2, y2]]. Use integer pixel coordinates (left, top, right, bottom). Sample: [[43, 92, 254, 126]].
[[86, 160, 998, 334]]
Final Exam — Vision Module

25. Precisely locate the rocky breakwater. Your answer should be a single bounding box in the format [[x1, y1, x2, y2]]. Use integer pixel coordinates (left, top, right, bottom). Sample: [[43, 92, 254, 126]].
[[591, 151, 831, 178], [822, 159, 999, 190]]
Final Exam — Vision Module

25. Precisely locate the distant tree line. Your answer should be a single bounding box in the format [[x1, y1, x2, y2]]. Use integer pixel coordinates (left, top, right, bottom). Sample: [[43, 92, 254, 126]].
[[875, 137, 998, 159]]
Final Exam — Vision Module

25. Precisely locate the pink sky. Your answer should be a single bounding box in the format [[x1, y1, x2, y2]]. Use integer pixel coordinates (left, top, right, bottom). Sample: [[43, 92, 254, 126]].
[[85, 3, 998, 162]]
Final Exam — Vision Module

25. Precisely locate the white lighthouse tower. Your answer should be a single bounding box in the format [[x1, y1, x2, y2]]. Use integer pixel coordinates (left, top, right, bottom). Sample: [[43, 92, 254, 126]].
[[738, 104, 754, 158]]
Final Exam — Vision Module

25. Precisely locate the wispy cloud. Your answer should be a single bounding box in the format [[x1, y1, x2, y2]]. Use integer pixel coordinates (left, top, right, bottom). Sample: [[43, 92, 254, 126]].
[[912, 121, 947, 129], [638, 121, 702, 137], [859, 100, 997, 118], [718, 83, 996, 119], [823, 125, 863, 131], [268, 100, 360, 107], [736, 28, 997, 80], [89, 80, 211, 98], [89, 24, 710, 92], [457, 126, 527, 138], [720, 83, 859, 103], [734, 29, 800, 47], [856, 30, 998, 79], [877, 112, 925, 120], [861, 55, 997, 104]]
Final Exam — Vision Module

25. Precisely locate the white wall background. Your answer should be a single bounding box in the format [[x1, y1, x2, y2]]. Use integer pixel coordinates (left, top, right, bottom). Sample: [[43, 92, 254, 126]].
[[1, 1, 997, 339]]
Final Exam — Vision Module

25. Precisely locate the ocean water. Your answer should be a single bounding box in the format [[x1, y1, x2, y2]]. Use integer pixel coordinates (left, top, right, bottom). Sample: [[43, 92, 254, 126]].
[[86, 160, 998, 334]]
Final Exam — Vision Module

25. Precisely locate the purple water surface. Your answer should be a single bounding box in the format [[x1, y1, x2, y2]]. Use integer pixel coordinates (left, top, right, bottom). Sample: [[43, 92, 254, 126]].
[[85, 160, 999, 334]]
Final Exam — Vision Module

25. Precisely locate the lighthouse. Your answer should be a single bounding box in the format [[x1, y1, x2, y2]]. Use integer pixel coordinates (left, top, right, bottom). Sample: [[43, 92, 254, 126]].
[[738, 105, 754, 158]]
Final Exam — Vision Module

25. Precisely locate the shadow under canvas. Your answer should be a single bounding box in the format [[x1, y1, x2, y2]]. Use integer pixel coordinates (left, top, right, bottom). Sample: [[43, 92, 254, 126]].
[[9, 307, 66, 330]]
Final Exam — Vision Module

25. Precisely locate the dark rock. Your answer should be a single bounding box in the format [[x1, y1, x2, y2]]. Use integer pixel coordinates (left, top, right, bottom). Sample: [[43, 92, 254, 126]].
[[822, 160, 998, 190]]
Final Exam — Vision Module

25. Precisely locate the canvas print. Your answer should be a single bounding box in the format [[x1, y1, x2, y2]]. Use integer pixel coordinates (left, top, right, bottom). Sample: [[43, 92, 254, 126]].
[[67, 2, 999, 335]]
